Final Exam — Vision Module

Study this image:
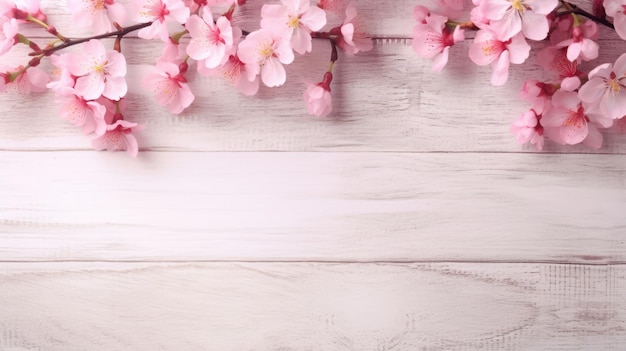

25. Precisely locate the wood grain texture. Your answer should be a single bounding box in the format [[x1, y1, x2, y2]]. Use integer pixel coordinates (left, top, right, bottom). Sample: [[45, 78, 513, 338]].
[[1, 1, 625, 349], [0, 262, 624, 351], [2, 151, 625, 263]]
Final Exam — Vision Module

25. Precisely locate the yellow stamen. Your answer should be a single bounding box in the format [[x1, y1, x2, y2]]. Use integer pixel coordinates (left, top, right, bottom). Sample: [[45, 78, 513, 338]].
[[259, 44, 273, 58], [482, 45, 495, 56], [287, 15, 300, 28], [511, 0, 525, 11], [609, 79, 621, 94]]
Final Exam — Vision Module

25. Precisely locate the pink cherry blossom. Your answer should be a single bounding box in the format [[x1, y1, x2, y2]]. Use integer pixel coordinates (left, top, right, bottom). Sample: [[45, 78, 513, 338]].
[[519, 79, 556, 115], [470, 3, 490, 27], [536, 46, 580, 78], [58, 90, 107, 135], [510, 109, 544, 150], [68, 39, 127, 100], [303, 71, 332, 117], [433, 0, 464, 19], [0, 65, 48, 94], [555, 21, 599, 62], [413, 5, 430, 25], [46, 53, 76, 93], [468, 28, 530, 86], [6, 0, 45, 21], [197, 54, 260, 96], [144, 61, 194, 114], [186, 7, 236, 69], [604, 0, 626, 40], [66, 0, 126, 34], [578, 53, 626, 119], [412, 9, 464, 72], [0, 2, 12, 17], [237, 29, 294, 87], [479, 0, 558, 41], [336, 3, 372, 55], [542, 77, 611, 148], [92, 118, 142, 157], [134, 0, 189, 41], [260, 0, 327, 55], [159, 38, 187, 63], [0, 16, 17, 56]]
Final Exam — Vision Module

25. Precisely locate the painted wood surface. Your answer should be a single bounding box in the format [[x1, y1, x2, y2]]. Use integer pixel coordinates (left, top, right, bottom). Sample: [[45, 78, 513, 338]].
[[1, 0, 625, 349], [2, 151, 626, 262], [1, 262, 624, 351]]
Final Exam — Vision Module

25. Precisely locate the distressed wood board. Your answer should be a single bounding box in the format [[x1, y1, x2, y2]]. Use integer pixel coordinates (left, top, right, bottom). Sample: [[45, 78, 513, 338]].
[[1, 0, 625, 349]]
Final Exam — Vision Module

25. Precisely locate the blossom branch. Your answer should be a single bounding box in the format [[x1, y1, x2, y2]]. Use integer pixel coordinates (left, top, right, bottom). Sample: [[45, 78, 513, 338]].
[[40, 22, 153, 56], [559, 0, 615, 29], [0, 0, 374, 156]]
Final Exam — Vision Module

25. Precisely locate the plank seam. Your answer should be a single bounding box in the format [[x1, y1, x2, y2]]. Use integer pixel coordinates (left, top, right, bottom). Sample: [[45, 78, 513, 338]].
[[2, 259, 625, 266]]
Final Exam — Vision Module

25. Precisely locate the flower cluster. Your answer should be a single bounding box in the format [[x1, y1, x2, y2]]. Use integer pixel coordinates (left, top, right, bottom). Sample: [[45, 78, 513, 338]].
[[0, 0, 372, 156], [413, 0, 626, 150]]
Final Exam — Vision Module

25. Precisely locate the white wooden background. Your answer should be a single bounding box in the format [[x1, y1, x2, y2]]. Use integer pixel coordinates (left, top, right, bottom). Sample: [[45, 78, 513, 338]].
[[2, 0, 626, 350]]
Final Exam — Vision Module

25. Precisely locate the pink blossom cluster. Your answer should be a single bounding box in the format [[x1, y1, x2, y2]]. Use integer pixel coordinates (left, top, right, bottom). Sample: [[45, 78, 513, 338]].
[[412, 0, 626, 150], [0, 0, 372, 156]]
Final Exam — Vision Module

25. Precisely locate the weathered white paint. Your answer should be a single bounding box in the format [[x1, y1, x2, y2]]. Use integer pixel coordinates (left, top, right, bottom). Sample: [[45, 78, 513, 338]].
[[0, 262, 624, 351], [1, 0, 624, 349], [1, 151, 626, 262]]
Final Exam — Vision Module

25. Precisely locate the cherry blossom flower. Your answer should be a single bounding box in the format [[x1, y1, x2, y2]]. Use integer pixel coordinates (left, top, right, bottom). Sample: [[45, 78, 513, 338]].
[[159, 38, 187, 63], [412, 8, 464, 72], [144, 61, 194, 114], [186, 7, 237, 69], [0, 65, 48, 94], [133, 0, 189, 41], [66, 0, 126, 34], [260, 0, 327, 55], [46, 53, 76, 93], [536, 46, 580, 78], [479, 0, 559, 41], [68, 39, 127, 100], [237, 29, 294, 87], [434, 0, 464, 19], [6, 0, 45, 21], [555, 21, 599, 62], [542, 78, 610, 148], [578, 53, 626, 119], [197, 54, 260, 96], [336, 3, 372, 55], [469, 28, 530, 86], [520, 79, 556, 115], [58, 90, 107, 135], [470, 3, 490, 27], [303, 71, 332, 117], [604, 0, 626, 40], [510, 109, 545, 150], [92, 118, 142, 157], [0, 16, 17, 56]]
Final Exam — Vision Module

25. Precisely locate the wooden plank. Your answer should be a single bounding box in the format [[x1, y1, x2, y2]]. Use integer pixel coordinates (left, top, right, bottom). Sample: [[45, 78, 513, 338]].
[[2, 38, 626, 153], [0, 261, 623, 350], [1, 151, 625, 263]]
